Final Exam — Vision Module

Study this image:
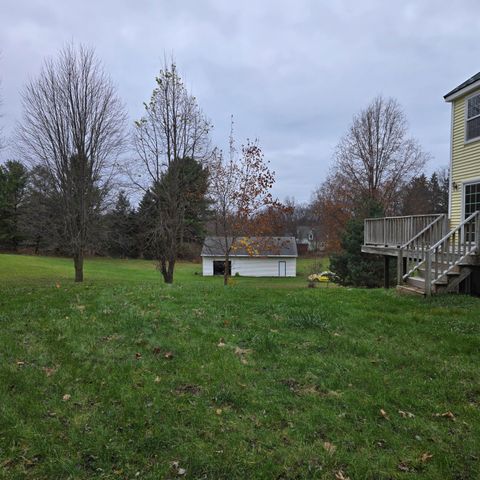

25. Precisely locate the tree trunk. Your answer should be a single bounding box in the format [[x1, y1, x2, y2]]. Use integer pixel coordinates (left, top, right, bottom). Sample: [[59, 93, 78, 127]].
[[74, 251, 84, 282], [166, 257, 175, 284], [160, 257, 175, 284], [223, 254, 229, 286]]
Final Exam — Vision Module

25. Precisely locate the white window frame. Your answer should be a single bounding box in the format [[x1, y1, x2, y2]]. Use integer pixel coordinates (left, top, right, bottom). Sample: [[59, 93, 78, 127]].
[[461, 178, 480, 242], [464, 92, 480, 143]]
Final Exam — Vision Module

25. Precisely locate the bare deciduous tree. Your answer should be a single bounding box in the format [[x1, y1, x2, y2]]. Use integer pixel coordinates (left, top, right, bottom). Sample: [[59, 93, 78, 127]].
[[334, 96, 429, 213], [132, 61, 211, 283], [209, 123, 283, 285], [17, 44, 127, 281]]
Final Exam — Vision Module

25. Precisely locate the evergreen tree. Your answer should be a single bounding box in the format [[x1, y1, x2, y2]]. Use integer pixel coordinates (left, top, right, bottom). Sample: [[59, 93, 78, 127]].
[[105, 191, 138, 258], [20, 165, 63, 254], [329, 199, 388, 287], [0, 160, 29, 250], [137, 188, 158, 260], [137, 157, 210, 261]]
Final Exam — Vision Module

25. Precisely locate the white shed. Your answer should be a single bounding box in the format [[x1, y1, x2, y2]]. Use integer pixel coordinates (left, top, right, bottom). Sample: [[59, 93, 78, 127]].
[[201, 236, 297, 277]]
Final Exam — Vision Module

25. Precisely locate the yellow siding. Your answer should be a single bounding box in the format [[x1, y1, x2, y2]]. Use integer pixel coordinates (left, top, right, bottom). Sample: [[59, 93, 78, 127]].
[[450, 91, 480, 228]]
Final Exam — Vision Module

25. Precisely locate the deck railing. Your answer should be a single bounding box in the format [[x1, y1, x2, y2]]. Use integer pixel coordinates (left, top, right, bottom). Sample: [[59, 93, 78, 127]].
[[364, 214, 446, 247], [424, 211, 480, 295], [397, 214, 448, 284]]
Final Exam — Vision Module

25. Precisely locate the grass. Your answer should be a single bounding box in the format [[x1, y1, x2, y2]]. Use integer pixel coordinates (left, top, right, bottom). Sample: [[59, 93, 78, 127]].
[[0, 254, 479, 479]]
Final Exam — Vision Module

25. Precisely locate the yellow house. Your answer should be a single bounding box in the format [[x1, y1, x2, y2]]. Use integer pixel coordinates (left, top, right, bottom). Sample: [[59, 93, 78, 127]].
[[362, 73, 480, 295], [444, 73, 480, 229]]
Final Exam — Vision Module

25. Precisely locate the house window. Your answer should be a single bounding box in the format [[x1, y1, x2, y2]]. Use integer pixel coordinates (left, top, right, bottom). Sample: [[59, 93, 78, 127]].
[[464, 182, 480, 242], [466, 93, 480, 141]]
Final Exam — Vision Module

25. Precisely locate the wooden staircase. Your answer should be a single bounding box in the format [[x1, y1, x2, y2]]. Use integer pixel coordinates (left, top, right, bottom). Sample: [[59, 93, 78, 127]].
[[397, 211, 480, 296]]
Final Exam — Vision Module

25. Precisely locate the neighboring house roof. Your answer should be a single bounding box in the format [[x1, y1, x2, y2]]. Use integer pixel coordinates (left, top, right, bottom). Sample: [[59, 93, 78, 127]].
[[201, 236, 298, 257], [296, 226, 312, 241], [444, 72, 480, 101]]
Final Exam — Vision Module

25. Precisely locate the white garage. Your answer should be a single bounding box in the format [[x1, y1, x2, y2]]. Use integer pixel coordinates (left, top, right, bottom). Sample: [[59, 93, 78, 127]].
[[201, 236, 297, 277]]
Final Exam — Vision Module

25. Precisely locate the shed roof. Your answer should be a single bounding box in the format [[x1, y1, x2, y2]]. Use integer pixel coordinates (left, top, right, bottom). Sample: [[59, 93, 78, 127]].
[[444, 72, 480, 101], [201, 236, 298, 257]]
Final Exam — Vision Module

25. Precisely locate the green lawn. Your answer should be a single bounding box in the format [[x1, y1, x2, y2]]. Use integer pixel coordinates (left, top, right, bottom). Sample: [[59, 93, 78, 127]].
[[0, 254, 479, 479]]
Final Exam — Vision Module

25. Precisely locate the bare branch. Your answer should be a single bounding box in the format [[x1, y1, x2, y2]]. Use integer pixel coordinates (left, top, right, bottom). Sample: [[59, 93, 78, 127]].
[[16, 43, 127, 281]]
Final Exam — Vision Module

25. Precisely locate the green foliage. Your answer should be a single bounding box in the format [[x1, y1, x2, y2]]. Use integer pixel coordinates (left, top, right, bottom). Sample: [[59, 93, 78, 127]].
[[138, 156, 210, 261], [104, 191, 138, 258], [330, 199, 389, 287], [401, 169, 449, 215], [0, 160, 29, 250], [0, 254, 479, 479]]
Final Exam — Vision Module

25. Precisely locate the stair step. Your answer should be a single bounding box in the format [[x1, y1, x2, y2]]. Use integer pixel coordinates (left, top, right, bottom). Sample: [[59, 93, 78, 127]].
[[406, 277, 425, 289], [396, 284, 425, 296]]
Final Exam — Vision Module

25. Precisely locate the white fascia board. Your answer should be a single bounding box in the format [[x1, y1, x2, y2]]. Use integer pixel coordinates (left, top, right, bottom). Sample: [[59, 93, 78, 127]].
[[444, 80, 480, 102]]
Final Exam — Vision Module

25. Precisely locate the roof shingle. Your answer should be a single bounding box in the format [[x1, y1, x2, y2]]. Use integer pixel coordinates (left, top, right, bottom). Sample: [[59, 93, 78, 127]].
[[201, 236, 298, 257], [444, 72, 480, 100]]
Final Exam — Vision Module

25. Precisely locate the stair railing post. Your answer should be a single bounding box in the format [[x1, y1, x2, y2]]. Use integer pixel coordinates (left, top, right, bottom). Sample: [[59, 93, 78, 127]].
[[425, 249, 432, 296], [476, 212, 480, 253], [397, 248, 403, 285]]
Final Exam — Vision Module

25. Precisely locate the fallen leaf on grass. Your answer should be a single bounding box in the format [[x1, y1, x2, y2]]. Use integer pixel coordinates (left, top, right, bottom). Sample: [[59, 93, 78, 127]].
[[135, 352, 142, 360], [235, 347, 251, 356], [62, 394, 71, 401], [397, 462, 410, 472], [334, 470, 350, 480], [55, 283, 61, 289], [380, 409, 389, 420], [215, 408, 222, 415], [234, 346, 251, 364], [434, 411, 455, 420], [217, 338, 226, 347], [170, 461, 186, 476], [164, 351, 174, 359], [42, 366, 57, 377], [154, 376, 161, 383], [322, 441, 336, 455], [420, 452, 433, 463], [16, 361, 25, 366], [398, 410, 415, 418], [174, 384, 201, 396], [2, 456, 16, 468]]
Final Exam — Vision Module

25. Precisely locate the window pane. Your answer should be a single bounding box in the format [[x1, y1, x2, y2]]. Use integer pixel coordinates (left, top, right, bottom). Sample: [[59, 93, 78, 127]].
[[467, 116, 480, 140], [468, 94, 480, 118]]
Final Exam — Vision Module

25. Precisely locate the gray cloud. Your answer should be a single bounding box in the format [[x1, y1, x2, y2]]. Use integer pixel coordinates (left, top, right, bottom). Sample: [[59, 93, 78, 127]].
[[1, 0, 479, 202]]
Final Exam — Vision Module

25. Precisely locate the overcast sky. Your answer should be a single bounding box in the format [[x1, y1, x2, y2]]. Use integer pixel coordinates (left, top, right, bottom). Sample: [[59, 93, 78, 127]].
[[1, 0, 479, 202]]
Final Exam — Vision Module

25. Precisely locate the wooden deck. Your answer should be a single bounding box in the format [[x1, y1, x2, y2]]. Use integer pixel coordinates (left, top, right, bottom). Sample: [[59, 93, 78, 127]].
[[364, 214, 448, 248], [362, 212, 480, 295]]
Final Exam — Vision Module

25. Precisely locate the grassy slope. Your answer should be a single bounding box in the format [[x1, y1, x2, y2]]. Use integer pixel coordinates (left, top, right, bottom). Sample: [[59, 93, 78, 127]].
[[0, 254, 479, 479]]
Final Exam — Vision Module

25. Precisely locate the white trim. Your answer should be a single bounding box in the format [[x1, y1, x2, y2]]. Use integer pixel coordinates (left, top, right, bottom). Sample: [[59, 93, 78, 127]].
[[448, 102, 453, 219], [201, 254, 298, 258], [464, 91, 480, 143], [445, 78, 480, 102], [460, 177, 480, 223]]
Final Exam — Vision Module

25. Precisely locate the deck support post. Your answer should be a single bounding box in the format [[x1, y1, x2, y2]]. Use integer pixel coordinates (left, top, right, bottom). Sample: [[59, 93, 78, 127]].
[[384, 255, 390, 289], [397, 249, 403, 285], [425, 250, 432, 296]]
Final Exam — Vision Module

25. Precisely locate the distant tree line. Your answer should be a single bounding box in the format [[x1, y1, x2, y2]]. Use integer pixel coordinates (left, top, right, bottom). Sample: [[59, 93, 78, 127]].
[[0, 160, 210, 260]]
